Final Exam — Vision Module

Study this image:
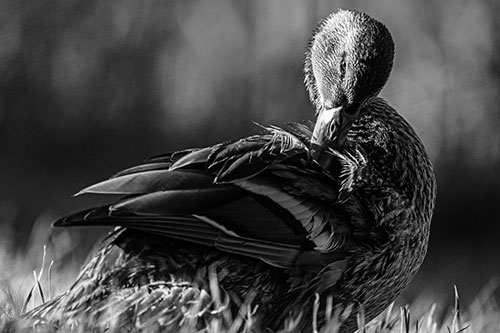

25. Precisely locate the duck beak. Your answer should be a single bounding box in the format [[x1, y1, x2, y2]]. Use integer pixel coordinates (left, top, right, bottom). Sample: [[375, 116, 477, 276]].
[[310, 106, 350, 169]]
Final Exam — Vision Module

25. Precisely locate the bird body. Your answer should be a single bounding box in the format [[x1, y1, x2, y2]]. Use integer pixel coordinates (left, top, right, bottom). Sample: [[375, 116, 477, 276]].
[[23, 9, 436, 333]]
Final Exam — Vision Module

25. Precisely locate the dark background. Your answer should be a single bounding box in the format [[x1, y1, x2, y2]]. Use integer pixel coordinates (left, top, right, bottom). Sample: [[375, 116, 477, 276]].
[[1, 0, 499, 305]]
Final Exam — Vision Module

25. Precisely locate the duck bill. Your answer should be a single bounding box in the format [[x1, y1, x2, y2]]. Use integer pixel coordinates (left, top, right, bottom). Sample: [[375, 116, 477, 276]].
[[310, 106, 349, 169]]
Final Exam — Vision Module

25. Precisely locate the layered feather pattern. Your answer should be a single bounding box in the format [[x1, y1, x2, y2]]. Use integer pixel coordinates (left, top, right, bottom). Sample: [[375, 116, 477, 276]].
[[56, 124, 373, 270]]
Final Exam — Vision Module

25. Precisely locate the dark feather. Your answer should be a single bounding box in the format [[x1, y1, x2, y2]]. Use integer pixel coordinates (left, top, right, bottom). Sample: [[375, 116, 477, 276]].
[[284, 121, 314, 145], [109, 186, 244, 214], [55, 206, 302, 269], [147, 148, 198, 163], [209, 128, 309, 182], [110, 162, 172, 178], [77, 170, 218, 196], [169, 146, 216, 170]]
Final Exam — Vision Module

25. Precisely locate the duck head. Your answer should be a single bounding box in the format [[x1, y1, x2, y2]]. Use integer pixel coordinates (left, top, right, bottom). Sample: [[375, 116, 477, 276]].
[[305, 9, 395, 168]]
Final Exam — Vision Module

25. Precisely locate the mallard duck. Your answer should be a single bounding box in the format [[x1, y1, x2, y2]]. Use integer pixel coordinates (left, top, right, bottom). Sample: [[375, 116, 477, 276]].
[[23, 9, 436, 332]]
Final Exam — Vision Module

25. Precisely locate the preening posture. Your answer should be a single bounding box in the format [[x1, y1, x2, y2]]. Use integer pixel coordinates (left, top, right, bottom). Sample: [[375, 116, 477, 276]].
[[23, 9, 436, 333]]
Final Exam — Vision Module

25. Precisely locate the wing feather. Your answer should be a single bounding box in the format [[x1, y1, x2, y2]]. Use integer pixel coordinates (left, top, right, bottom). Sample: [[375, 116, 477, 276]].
[[77, 170, 217, 196], [110, 187, 243, 214], [56, 123, 377, 272], [111, 162, 172, 178], [55, 206, 302, 268]]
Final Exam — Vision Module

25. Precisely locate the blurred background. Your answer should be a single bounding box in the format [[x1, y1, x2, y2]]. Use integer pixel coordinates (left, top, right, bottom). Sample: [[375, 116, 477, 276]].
[[0, 0, 499, 309]]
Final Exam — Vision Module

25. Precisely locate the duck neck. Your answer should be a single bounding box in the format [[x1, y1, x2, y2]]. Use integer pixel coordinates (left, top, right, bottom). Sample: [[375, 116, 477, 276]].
[[347, 97, 436, 242]]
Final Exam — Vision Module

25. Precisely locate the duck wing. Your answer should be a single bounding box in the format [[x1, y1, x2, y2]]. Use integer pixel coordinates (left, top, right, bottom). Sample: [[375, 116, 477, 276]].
[[55, 125, 374, 272]]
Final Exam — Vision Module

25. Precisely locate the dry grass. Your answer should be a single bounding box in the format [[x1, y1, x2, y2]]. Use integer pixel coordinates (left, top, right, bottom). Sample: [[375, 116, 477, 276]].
[[0, 220, 499, 332]]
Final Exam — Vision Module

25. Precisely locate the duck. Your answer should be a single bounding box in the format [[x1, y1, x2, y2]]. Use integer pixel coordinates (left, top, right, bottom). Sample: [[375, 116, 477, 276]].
[[22, 9, 436, 333]]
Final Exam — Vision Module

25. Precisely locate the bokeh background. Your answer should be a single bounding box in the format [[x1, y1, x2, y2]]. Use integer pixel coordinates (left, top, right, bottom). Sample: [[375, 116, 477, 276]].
[[0, 0, 499, 308]]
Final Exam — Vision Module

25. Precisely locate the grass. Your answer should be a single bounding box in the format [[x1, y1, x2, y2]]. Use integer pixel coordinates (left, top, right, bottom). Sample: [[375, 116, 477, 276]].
[[0, 220, 499, 332]]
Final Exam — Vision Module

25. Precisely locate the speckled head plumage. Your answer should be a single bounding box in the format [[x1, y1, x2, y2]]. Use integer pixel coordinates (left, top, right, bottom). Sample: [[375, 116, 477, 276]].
[[305, 10, 395, 166]]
